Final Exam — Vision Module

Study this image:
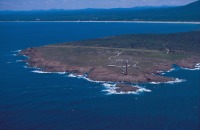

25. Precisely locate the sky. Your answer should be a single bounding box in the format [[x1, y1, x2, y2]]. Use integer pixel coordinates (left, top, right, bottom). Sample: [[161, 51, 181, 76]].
[[0, 0, 197, 11]]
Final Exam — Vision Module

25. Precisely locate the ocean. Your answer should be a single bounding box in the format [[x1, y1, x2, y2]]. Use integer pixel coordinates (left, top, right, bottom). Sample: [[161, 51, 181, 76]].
[[0, 22, 200, 130]]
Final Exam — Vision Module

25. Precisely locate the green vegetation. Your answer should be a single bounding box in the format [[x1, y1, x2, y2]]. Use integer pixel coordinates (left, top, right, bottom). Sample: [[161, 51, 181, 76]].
[[21, 30, 200, 83], [34, 31, 200, 77], [54, 31, 200, 54]]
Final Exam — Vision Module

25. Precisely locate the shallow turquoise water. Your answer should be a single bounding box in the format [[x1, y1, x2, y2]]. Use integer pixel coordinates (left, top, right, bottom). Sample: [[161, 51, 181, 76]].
[[0, 22, 200, 130]]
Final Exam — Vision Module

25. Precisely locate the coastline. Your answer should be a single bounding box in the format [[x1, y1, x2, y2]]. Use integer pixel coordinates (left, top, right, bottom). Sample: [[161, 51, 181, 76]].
[[17, 29, 200, 94], [1, 20, 200, 24], [19, 48, 173, 83], [17, 47, 200, 94], [19, 48, 199, 83]]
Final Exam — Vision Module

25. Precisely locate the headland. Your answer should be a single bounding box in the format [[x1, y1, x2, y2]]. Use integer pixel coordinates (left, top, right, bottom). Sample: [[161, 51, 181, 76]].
[[20, 31, 200, 92]]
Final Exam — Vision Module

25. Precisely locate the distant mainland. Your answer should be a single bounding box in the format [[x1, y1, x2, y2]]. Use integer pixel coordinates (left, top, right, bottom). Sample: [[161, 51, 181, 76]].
[[1, 0, 200, 22]]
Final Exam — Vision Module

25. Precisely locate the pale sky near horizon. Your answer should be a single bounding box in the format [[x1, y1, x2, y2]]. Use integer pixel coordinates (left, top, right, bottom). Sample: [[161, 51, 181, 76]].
[[0, 0, 198, 11]]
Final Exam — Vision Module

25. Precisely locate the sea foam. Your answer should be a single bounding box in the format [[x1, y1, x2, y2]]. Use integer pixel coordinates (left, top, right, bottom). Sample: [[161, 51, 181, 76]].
[[166, 68, 175, 73], [158, 68, 176, 75], [150, 78, 186, 85], [102, 83, 151, 95], [182, 63, 200, 70], [31, 70, 66, 74], [67, 74, 105, 83], [11, 50, 21, 53], [16, 60, 22, 62]]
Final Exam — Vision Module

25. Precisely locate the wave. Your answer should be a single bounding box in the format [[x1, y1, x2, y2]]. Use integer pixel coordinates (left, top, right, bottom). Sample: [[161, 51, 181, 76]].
[[137, 87, 152, 93], [67, 74, 105, 83], [156, 68, 176, 75], [102, 83, 116, 88], [182, 63, 200, 70], [68, 74, 77, 78], [24, 66, 40, 70], [31, 69, 104, 83], [24, 66, 31, 68], [31, 70, 66, 74], [11, 50, 21, 53], [102, 83, 151, 95], [11, 50, 21, 56], [150, 78, 186, 85], [166, 78, 186, 84], [166, 68, 175, 73], [16, 60, 22, 62], [22, 55, 30, 59], [32, 70, 52, 74]]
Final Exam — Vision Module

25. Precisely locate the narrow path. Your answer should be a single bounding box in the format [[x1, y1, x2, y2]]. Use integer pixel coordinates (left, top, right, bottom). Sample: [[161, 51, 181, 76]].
[[132, 61, 141, 69], [163, 43, 170, 54], [133, 61, 139, 67], [166, 48, 170, 54], [108, 51, 124, 60]]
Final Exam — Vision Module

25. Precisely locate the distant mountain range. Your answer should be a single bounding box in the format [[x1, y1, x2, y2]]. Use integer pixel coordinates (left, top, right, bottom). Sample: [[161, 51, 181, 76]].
[[0, 0, 199, 21]]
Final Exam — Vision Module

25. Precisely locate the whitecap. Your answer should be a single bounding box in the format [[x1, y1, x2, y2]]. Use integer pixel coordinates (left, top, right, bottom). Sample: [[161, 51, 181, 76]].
[[150, 82, 161, 84], [31, 70, 66, 74], [67, 74, 105, 83], [67, 74, 77, 78], [102, 83, 116, 88], [156, 68, 175, 75], [24, 66, 30, 68], [182, 63, 200, 70], [149, 78, 186, 85], [57, 72, 66, 74], [166, 78, 186, 84], [32, 70, 52, 73], [166, 68, 175, 73], [24, 65, 40, 70], [22, 55, 30, 59], [137, 87, 152, 92], [16, 60, 22, 62], [102, 83, 151, 95], [11, 50, 21, 53], [81, 76, 105, 83]]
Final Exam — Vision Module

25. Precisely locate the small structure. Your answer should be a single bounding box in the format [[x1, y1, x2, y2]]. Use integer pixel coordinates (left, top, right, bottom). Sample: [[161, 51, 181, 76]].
[[108, 60, 129, 75]]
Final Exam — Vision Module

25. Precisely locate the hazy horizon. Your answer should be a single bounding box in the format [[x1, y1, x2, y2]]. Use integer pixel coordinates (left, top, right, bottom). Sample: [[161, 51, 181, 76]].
[[0, 0, 197, 11]]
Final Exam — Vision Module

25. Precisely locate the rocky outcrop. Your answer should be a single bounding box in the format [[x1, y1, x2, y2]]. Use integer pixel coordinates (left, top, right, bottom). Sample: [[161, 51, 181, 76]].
[[115, 84, 140, 92], [176, 56, 200, 69]]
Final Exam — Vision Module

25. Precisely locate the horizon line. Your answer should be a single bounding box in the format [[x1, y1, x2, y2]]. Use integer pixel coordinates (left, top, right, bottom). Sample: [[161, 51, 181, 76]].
[[0, 5, 179, 12], [0, 20, 200, 24]]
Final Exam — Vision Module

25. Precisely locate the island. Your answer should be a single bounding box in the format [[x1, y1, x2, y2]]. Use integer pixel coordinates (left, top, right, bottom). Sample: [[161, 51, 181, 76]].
[[20, 31, 200, 92]]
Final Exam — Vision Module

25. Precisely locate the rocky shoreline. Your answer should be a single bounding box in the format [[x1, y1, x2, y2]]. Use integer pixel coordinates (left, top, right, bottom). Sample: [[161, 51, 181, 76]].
[[20, 48, 199, 86]]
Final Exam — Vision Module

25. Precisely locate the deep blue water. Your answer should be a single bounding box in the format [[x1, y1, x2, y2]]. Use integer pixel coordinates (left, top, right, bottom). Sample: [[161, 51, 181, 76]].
[[0, 22, 200, 130]]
